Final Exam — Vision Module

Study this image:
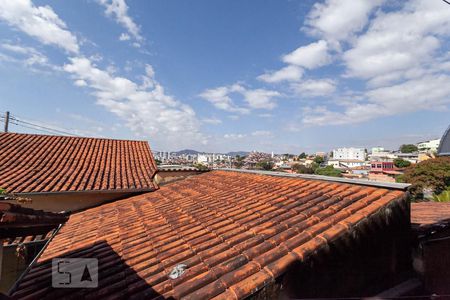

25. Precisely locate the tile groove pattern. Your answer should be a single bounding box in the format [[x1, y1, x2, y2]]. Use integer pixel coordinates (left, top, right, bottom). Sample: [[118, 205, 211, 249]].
[[12, 171, 405, 300], [0, 133, 158, 193]]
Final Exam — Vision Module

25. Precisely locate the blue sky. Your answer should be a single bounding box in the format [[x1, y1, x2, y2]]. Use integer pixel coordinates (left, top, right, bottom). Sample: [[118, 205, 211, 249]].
[[0, 0, 449, 153]]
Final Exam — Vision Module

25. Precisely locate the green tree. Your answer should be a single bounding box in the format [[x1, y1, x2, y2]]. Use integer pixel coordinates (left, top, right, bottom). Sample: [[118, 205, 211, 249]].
[[401, 157, 450, 200], [314, 166, 342, 177], [291, 163, 314, 174], [399, 144, 418, 153], [256, 160, 274, 171], [298, 152, 307, 159], [433, 188, 450, 202], [314, 156, 324, 164], [234, 155, 245, 169], [393, 158, 411, 168], [155, 159, 162, 165], [193, 163, 209, 171]]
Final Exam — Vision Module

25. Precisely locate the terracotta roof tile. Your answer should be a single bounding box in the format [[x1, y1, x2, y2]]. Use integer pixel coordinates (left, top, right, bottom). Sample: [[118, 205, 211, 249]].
[[411, 202, 450, 233], [12, 170, 407, 299], [0, 133, 158, 193], [0, 203, 68, 238], [411, 202, 450, 225]]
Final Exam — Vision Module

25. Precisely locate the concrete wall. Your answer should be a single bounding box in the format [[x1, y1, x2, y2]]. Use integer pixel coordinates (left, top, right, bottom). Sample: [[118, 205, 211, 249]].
[[5, 191, 145, 213], [0, 242, 45, 294]]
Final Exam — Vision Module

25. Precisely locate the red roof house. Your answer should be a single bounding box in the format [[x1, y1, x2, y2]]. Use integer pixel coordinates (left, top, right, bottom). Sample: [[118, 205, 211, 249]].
[[0, 133, 158, 212]]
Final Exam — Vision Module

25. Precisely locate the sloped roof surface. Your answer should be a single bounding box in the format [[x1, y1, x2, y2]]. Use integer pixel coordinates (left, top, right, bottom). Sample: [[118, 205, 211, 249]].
[[12, 170, 406, 300], [0, 133, 158, 193], [411, 202, 450, 227], [438, 124, 450, 156]]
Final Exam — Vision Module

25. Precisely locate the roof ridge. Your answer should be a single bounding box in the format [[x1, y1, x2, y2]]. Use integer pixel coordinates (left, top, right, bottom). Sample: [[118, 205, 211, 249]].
[[216, 168, 411, 191], [0, 132, 150, 143]]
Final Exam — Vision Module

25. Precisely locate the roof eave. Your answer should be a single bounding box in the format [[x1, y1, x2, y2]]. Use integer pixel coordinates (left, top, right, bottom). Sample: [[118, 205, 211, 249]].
[[15, 187, 157, 196]]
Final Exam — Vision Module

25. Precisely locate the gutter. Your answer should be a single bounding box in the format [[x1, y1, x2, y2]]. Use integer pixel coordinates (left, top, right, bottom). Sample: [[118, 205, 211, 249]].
[[17, 187, 156, 197], [7, 223, 64, 296], [217, 168, 411, 191]]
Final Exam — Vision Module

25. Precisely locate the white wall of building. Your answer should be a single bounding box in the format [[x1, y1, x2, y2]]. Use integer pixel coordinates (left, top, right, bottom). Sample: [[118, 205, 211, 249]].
[[333, 148, 366, 160], [417, 139, 440, 152]]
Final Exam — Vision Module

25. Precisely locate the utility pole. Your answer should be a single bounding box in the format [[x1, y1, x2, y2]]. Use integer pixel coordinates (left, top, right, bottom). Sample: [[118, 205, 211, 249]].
[[4, 111, 9, 133]]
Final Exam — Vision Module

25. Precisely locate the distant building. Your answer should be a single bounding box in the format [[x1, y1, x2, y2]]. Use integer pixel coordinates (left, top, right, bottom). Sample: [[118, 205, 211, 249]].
[[417, 139, 440, 153], [327, 159, 366, 169], [368, 151, 397, 161], [370, 160, 395, 173], [369, 159, 403, 183], [197, 154, 210, 164], [333, 147, 366, 160], [438, 125, 450, 156], [396, 152, 419, 164], [371, 147, 385, 154], [315, 151, 326, 157]]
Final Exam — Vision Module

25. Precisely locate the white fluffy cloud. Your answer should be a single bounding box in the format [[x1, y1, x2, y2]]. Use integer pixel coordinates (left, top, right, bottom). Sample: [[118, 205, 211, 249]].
[[282, 40, 331, 69], [199, 85, 249, 114], [199, 84, 280, 111], [0, 42, 60, 72], [292, 79, 336, 97], [303, 75, 450, 126], [343, 1, 450, 84], [202, 117, 222, 125], [64, 57, 205, 148], [0, 0, 79, 53], [224, 133, 246, 139], [258, 65, 303, 83], [119, 33, 131, 41], [300, 0, 450, 126], [241, 89, 280, 110], [97, 0, 143, 43], [251, 130, 272, 137], [304, 0, 384, 44]]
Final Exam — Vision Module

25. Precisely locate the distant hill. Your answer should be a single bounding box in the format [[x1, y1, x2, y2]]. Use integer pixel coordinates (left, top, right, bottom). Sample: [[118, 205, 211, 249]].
[[174, 149, 201, 155]]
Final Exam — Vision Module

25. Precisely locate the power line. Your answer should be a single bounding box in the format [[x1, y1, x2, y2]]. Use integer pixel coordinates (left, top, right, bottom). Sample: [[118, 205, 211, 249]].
[[9, 114, 81, 137], [1, 112, 82, 137], [14, 122, 75, 136]]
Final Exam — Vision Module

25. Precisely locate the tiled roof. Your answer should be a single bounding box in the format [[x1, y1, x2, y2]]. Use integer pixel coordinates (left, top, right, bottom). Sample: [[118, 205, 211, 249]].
[[0, 202, 68, 238], [0, 133, 158, 193], [411, 202, 450, 229], [2, 229, 55, 246], [12, 170, 407, 300]]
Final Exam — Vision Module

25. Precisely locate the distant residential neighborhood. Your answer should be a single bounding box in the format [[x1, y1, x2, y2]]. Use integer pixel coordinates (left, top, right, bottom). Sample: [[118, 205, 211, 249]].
[[154, 136, 444, 185]]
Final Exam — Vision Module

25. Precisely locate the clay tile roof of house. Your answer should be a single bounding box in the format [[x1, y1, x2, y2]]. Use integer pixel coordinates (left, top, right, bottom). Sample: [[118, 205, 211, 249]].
[[11, 170, 408, 300], [0, 133, 158, 194], [411, 202, 450, 231]]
